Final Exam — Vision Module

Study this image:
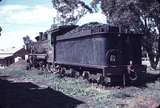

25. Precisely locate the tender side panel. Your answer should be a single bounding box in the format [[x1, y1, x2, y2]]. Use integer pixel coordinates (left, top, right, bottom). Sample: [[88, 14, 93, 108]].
[[55, 35, 108, 66]]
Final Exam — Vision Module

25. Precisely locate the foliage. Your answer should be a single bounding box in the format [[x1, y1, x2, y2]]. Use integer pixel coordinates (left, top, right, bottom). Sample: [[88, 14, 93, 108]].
[[23, 35, 34, 52], [52, 0, 93, 25]]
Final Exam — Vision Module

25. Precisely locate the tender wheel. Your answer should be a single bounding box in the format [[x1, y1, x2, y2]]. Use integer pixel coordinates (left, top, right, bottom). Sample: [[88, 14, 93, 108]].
[[104, 77, 111, 86], [97, 74, 104, 85], [75, 71, 80, 78], [59, 67, 65, 77], [82, 71, 90, 80], [70, 69, 75, 77]]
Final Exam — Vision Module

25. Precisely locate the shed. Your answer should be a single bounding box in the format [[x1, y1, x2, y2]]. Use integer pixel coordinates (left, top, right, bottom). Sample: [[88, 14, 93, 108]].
[[0, 47, 26, 67]]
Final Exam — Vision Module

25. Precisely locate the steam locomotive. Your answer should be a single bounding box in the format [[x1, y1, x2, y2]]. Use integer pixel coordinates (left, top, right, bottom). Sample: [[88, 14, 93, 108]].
[[27, 22, 146, 86]]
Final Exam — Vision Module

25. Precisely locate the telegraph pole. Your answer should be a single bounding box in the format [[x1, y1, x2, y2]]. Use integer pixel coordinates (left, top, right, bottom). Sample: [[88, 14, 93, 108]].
[[0, 0, 1, 35], [0, 26, 2, 36]]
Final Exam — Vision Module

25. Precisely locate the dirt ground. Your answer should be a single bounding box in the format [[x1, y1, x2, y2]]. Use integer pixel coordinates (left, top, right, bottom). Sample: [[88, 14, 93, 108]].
[[0, 60, 160, 108]]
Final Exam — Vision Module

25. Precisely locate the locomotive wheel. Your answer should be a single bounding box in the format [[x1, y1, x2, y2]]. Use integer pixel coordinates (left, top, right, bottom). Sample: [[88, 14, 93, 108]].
[[95, 73, 101, 84], [39, 62, 44, 71], [55, 65, 60, 73], [46, 64, 51, 73], [39, 66, 43, 71], [88, 74, 93, 83], [50, 65, 54, 73], [82, 71, 90, 80], [42, 65, 46, 72]]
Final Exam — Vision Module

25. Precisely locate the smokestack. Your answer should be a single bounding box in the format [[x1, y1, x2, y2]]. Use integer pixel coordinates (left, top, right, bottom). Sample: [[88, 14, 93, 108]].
[[39, 32, 43, 40]]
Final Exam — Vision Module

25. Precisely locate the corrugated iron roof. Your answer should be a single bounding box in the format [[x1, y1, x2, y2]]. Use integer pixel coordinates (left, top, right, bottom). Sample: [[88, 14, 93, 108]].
[[0, 54, 13, 59], [0, 47, 22, 53], [0, 47, 22, 59]]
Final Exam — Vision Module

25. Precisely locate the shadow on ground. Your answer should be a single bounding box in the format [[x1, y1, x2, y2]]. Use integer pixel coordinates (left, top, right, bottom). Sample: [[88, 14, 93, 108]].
[[0, 76, 83, 108]]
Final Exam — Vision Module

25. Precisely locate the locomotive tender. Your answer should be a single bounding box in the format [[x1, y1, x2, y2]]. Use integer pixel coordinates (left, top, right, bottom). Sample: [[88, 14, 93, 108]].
[[28, 22, 146, 86]]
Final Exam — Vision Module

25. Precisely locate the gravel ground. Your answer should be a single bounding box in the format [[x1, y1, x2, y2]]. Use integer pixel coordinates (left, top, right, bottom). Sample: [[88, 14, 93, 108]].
[[0, 61, 160, 108]]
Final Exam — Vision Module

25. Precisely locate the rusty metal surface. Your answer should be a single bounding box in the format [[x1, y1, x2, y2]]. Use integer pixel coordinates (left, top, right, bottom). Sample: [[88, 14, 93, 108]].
[[56, 36, 108, 66]]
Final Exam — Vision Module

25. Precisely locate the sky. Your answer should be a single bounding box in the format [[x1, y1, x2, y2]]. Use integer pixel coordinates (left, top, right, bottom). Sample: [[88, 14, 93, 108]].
[[0, 0, 106, 49]]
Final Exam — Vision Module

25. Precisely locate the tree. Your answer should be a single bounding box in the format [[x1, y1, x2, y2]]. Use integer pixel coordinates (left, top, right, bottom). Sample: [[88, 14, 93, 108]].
[[23, 36, 34, 53], [52, 0, 93, 25]]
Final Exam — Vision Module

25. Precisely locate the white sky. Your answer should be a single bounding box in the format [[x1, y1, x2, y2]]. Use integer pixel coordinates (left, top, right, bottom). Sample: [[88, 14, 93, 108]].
[[0, 0, 106, 49]]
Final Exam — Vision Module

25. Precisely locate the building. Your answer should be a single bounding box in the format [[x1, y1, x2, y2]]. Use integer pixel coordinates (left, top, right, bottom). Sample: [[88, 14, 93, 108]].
[[0, 47, 26, 67]]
